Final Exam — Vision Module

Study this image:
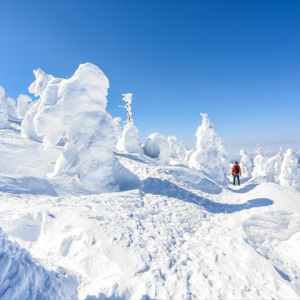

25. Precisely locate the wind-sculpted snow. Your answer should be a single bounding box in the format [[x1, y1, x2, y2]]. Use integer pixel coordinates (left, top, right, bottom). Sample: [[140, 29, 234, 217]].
[[17, 94, 32, 119], [279, 149, 300, 190], [0, 87, 9, 128], [143, 133, 170, 165], [117, 122, 142, 153], [189, 113, 228, 185], [252, 144, 268, 178], [265, 149, 283, 182], [240, 150, 253, 178], [26, 63, 120, 195], [0, 227, 77, 300]]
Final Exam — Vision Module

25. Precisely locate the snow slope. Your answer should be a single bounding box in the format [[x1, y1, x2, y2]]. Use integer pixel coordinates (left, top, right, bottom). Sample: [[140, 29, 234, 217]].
[[0, 128, 300, 299]]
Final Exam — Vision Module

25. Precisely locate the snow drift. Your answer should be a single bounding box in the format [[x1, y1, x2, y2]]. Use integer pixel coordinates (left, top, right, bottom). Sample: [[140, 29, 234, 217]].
[[189, 113, 228, 185], [0, 227, 77, 300], [26, 63, 120, 195]]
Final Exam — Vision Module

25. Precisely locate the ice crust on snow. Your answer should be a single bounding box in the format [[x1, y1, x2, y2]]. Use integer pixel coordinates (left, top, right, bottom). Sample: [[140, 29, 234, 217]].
[[143, 133, 170, 165], [0, 227, 77, 300], [239, 150, 253, 178], [117, 93, 142, 153], [189, 113, 228, 185], [26, 63, 120, 195]]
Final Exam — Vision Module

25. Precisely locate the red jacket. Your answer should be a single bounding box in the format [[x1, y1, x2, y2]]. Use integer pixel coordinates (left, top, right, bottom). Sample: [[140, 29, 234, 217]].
[[232, 164, 241, 175]]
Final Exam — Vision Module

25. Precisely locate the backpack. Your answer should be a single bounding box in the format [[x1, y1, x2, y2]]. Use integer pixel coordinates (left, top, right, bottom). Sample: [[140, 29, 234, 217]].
[[234, 165, 240, 174]]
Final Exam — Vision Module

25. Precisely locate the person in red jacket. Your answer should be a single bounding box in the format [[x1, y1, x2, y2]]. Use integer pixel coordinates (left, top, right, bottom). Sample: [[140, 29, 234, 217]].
[[232, 161, 241, 186]]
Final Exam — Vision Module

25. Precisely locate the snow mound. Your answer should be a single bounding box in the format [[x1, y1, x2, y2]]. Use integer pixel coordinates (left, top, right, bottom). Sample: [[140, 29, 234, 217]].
[[189, 113, 228, 185], [17, 94, 32, 119], [143, 133, 170, 165], [240, 150, 253, 177], [27, 63, 120, 195], [0, 227, 77, 300]]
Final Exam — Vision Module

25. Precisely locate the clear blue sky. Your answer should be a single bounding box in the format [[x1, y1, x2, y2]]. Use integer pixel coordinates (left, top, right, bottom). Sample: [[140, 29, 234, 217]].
[[0, 1, 299, 154]]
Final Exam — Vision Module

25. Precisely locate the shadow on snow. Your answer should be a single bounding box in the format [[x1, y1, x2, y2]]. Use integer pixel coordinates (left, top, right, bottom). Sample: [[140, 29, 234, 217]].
[[141, 177, 273, 214]]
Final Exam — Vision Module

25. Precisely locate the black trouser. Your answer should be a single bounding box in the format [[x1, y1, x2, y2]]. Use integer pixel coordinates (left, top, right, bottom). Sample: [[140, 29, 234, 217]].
[[233, 175, 240, 185]]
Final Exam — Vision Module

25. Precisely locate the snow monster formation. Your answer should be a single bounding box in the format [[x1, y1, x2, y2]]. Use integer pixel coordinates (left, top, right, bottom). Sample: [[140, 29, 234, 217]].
[[0, 87, 9, 128], [279, 149, 300, 189], [117, 93, 142, 153], [26, 63, 120, 195], [143, 133, 170, 165], [0, 86, 18, 127], [17, 94, 32, 119], [252, 144, 268, 178], [239, 150, 253, 178], [168, 135, 178, 158], [265, 148, 283, 182], [189, 113, 228, 185], [177, 141, 188, 161]]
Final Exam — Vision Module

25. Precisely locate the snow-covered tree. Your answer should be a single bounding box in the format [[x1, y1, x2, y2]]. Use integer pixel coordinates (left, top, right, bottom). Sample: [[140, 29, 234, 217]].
[[177, 141, 188, 161], [0, 86, 17, 123], [116, 93, 142, 153], [218, 137, 230, 174], [17, 94, 32, 119], [239, 150, 253, 178], [252, 144, 268, 178], [21, 69, 54, 142], [143, 133, 170, 165], [279, 149, 300, 189], [0, 87, 9, 128], [265, 148, 283, 182], [168, 135, 178, 158], [189, 113, 228, 185], [28, 63, 120, 195]]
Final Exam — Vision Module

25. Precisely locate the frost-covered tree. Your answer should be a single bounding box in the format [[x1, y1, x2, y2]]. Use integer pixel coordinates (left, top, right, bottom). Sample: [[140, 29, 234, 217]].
[[143, 133, 170, 165], [17, 94, 32, 119], [218, 137, 230, 174], [116, 93, 142, 153], [252, 144, 268, 178], [177, 141, 188, 161], [0, 87, 9, 128], [0, 86, 17, 123], [28, 63, 120, 195], [279, 149, 300, 189], [239, 150, 253, 178], [265, 148, 283, 182], [21, 69, 54, 142], [189, 113, 228, 185], [168, 135, 178, 158]]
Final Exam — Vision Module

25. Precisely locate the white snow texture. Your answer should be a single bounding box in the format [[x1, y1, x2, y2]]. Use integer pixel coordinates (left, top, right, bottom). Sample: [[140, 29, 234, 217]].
[[189, 113, 228, 185]]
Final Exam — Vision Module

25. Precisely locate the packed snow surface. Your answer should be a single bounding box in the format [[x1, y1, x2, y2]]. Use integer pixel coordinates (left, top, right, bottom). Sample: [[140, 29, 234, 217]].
[[1, 127, 300, 300]]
